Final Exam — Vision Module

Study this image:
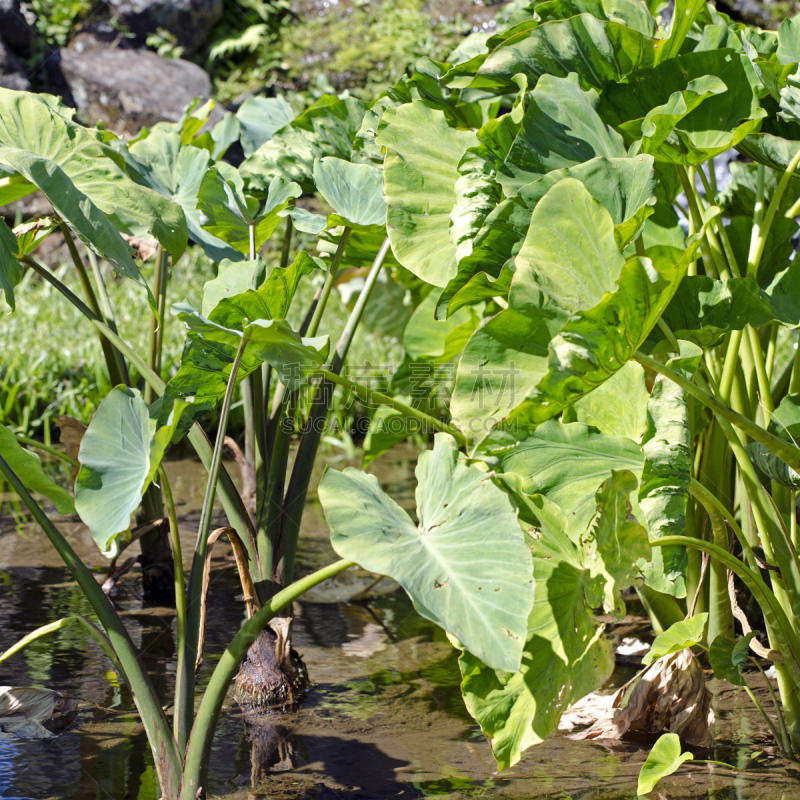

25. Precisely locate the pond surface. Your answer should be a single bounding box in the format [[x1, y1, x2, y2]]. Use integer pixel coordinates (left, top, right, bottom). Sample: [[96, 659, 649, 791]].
[[0, 445, 797, 800]]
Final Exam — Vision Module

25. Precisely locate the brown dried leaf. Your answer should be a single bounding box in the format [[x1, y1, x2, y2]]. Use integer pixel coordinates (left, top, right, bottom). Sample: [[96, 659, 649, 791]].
[[0, 686, 77, 739], [573, 649, 714, 747], [56, 415, 87, 486], [120, 233, 158, 262]]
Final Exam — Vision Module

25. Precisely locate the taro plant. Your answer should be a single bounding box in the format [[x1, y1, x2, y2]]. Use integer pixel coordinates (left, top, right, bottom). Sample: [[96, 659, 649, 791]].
[[8, 0, 800, 794]]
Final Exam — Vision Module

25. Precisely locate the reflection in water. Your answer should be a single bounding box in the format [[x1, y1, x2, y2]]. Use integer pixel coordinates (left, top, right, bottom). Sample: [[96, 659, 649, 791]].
[[0, 448, 798, 799]]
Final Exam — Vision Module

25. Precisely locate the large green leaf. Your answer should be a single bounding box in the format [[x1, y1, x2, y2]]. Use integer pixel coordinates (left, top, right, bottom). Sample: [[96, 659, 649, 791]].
[[240, 95, 366, 193], [598, 50, 766, 165], [458, 474, 649, 770], [313, 157, 386, 228], [377, 101, 479, 287], [201, 258, 266, 317], [74, 387, 153, 556], [573, 361, 649, 441], [0, 425, 75, 515], [236, 95, 296, 158], [197, 168, 301, 255], [656, 0, 706, 63], [487, 74, 627, 195], [535, 0, 656, 36], [124, 130, 242, 264], [466, 15, 658, 98], [166, 259, 329, 417], [0, 217, 22, 310], [0, 89, 187, 261], [499, 420, 644, 536], [438, 155, 657, 319], [403, 291, 479, 363], [641, 613, 708, 665], [319, 433, 534, 672]]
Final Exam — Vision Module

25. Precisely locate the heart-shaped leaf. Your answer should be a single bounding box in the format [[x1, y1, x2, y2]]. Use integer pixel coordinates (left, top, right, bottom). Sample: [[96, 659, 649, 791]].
[[313, 157, 386, 228], [709, 632, 758, 686], [637, 733, 694, 795], [319, 432, 534, 672], [641, 613, 708, 665]]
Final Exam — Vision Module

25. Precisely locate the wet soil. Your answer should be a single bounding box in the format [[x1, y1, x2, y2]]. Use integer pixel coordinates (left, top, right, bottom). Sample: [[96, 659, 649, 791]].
[[0, 444, 798, 799]]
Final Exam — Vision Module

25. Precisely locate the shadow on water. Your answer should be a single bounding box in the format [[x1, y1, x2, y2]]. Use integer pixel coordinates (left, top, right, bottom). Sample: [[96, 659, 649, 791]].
[[1, 444, 799, 799]]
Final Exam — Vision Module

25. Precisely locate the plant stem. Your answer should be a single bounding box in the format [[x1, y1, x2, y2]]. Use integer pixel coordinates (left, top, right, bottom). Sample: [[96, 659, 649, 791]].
[[180, 335, 248, 742], [14, 434, 79, 467], [280, 214, 293, 271], [179, 559, 355, 800], [277, 238, 389, 588], [751, 656, 794, 758], [313, 369, 468, 447], [307, 228, 351, 337], [635, 352, 800, 471], [159, 464, 189, 752], [87, 249, 130, 385], [58, 223, 126, 388], [0, 454, 182, 795], [145, 247, 169, 405]]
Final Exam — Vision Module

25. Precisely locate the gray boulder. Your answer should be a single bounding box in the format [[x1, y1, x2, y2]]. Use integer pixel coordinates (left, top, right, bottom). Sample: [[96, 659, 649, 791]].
[[0, 36, 30, 90], [51, 36, 214, 134], [108, 0, 223, 56], [0, 0, 31, 49]]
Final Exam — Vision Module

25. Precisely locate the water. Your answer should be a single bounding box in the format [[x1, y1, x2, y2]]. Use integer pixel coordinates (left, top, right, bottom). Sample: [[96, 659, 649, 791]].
[[0, 446, 797, 799]]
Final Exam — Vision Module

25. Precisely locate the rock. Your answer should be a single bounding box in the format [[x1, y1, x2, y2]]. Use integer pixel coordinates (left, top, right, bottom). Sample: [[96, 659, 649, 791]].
[[0, 0, 31, 49], [108, 0, 223, 56], [0, 36, 30, 91], [49, 33, 214, 135]]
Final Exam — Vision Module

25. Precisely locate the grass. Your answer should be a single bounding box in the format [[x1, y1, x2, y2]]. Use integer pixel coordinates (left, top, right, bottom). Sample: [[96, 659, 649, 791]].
[[1, 232, 404, 441]]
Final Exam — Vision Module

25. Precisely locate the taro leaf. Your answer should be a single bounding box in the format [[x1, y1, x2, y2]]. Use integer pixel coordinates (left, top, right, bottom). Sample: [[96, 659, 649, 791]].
[[403, 291, 479, 362], [770, 392, 800, 442], [534, 0, 657, 36], [0, 167, 36, 206], [458, 475, 648, 770], [320, 432, 534, 672], [167, 302, 328, 413], [638, 344, 699, 598], [125, 130, 242, 264], [465, 15, 657, 99], [656, 0, 706, 63], [201, 258, 267, 317], [236, 95, 296, 158], [74, 387, 153, 556], [573, 361, 649, 442], [281, 206, 328, 235], [655, 275, 769, 349], [709, 631, 758, 686], [598, 50, 766, 165], [500, 420, 644, 537], [313, 157, 386, 228], [637, 733, 694, 795], [437, 155, 657, 319], [0, 217, 22, 310], [197, 168, 301, 254], [0, 425, 75, 515], [717, 161, 788, 219], [746, 441, 800, 489], [778, 17, 800, 65], [0, 89, 187, 262], [377, 101, 478, 287], [191, 111, 241, 161], [487, 74, 627, 195], [240, 95, 365, 193], [641, 613, 708, 665], [502, 223, 715, 433]]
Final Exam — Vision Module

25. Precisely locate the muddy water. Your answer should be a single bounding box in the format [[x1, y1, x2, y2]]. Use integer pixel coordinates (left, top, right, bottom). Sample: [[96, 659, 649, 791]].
[[0, 445, 798, 799]]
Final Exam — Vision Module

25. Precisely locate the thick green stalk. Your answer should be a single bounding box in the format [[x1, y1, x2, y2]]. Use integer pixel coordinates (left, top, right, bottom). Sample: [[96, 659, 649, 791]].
[[313, 369, 468, 447], [145, 247, 169, 405], [179, 558, 354, 799], [0, 454, 182, 795], [634, 352, 800, 471], [159, 465, 189, 753], [180, 335, 249, 732], [58, 225, 126, 388], [277, 238, 390, 588], [23, 257, 259, 566], [279, 214, 293, 271]]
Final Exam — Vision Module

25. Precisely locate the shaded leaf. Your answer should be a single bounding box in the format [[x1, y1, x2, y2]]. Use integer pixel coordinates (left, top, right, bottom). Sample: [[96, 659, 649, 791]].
[[709, 631, 757, 686], [0, 217, 22, 310], [0, 425, 75, 515], [236, 95, 296, 158]]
